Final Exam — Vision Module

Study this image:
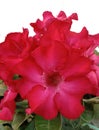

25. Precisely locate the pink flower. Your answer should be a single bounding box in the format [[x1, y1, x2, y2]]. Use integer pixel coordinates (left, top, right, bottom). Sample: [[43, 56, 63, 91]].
[[30, 11, 78, 41], [0, 28, 36, 94], [0, 90, 17, 120], [64, 25, 99, 95], [0, 29, 35, 120], [22, 11, 98, 119], [25, 38, 96, 120], [0, 11, 99, 121]]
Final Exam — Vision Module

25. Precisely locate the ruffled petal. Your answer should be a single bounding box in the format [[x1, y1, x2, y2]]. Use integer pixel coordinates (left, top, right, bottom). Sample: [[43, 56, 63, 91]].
[[0, 29, 29, 59], [31, 11, 78, 41]]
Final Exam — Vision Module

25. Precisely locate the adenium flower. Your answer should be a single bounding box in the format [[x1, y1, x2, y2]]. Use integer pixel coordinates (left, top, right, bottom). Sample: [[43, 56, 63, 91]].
[[65, 26, 99, 94], [0, 28, 37, 90], [0, 11, 99, 121], [0, 89, 17, 120], [22, 11, 99, 119], [0, 28, 35, 120], [25, 43, 96, 119], [30, 11, 78, 41]]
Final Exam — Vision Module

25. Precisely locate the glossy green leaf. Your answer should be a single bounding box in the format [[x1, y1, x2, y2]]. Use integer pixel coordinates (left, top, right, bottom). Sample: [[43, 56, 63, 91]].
[[35, 115, 61, 130]]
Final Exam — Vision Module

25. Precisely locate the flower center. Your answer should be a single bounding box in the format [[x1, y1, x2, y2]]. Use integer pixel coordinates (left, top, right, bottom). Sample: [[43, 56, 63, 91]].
[[45, 72, 61, 87]]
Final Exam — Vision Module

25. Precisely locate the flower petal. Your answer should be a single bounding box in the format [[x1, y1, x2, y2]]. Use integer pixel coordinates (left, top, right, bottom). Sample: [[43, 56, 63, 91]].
[[26, 86, 58, 120], [0, 107, 14, 121], [55, 92, 84, 119], [63, 56, 92, 79], [13, 58, 43, 83], [0, 29, 29, 58], [32, 41, 68, 71], [26, 85, 46, 111], [10, 78, 37, 98], [0, 90, 17, 121], [59, 77, 96, 96], [54, 77, 96, 119]]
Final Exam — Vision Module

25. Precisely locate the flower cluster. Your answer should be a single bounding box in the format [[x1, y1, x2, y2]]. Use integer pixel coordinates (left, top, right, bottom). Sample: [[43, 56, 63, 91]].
[[0, 11, 99, 121]]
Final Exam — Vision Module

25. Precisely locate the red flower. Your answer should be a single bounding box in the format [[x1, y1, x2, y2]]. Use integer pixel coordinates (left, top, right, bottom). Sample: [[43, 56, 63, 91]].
[[7, 11, 98, 120], [30, 11, 78, 41], [0, 28, 36, 94], [0, 11, 99, 121], [0, 29, 35, 121], [24, 38, 96, 120], [66, 26, 99, 94], [0, 90, 17, 120]]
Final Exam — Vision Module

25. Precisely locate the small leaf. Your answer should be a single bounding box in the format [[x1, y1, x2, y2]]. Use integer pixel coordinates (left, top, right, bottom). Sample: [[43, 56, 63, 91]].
[[61, 115, 91, 130], [25, 119, 36, 130], [19, 115, 35, 130], [12, 111, 26, 130], [93, 104, 99, 119], [0, 81, 7, 96], [94, 49, 99, 55], [0, 121, 12, 130], [81, 109, 94, 122], [35, 114, 61, 130], [13, 74, 21, 80], [90, 104, 99, 128], [0, 123, 13, 130], [61, 116, 74, 130], [0, 124, 5, 130], [83, 123, 99, 130]]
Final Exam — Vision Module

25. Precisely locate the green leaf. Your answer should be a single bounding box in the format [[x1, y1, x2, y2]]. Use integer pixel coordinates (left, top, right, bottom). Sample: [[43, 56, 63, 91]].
[[81, 109, 94, 123], [93, 104, 99, 119], [12, 111, 26, 130], [0, 120, 12, 130], [19, 115, 35, 130], [16, 100, 28, 111], [0, 123, 13, 130], [0, 82, 7, 96], [61, 116, 74, 130], [61, 115, 91, 130], [90, 104, 99, 128], [0, 124, 5, 130], [94, 49, 99, 55], [88, 124, 99, 130], [25, 119, 36, 130], [35, 114, 61, 130], [83, 123, 99, 130]]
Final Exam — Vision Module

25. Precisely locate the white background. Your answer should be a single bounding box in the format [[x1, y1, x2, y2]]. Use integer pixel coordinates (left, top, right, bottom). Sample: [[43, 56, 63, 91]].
[[0, 0, 99, 42]]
